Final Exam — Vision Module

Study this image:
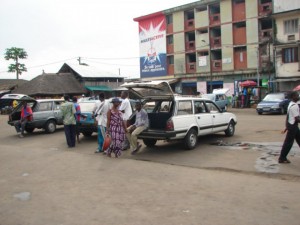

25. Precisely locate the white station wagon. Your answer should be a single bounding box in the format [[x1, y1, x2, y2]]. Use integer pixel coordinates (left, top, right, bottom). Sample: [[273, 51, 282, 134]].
[[121, 80, 237, 150]]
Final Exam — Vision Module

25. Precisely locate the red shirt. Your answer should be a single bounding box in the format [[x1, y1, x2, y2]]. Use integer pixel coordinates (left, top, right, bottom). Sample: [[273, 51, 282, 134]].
[[21, 106, 33, 121]]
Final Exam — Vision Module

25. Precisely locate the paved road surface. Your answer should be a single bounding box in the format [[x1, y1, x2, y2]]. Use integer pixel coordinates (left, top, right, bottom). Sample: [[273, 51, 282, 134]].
[[0, 108, 299, 225]]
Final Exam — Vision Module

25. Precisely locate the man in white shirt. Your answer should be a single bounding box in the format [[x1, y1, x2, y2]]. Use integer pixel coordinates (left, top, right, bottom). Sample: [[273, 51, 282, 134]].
[[93, 93, 110, 153], [119, 91, 132, 150], [278, 91, 300, 163]]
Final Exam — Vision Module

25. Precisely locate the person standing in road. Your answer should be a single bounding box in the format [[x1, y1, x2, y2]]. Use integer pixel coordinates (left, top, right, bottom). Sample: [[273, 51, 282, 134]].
[[119, 91, 132, 150], [106, 98, 127, 158], [94, 93, 110, 153], [14, 101, 33, 138], [126, 101, 149, 155], [61, 95, 76, 148], [278, 91, 300, 163], [72, 96, 83, 144]]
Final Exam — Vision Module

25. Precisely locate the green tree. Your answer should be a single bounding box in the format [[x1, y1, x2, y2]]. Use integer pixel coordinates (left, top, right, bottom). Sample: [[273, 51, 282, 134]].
[[4, 47, 28, 79]]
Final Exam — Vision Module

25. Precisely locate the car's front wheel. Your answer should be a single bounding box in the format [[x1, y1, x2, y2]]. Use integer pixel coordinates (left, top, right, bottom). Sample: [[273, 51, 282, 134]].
[[225, 120, 235, 137], [143, 139, 157, 147], [45, 120, 56, 133], [184, 129, 198, 150]]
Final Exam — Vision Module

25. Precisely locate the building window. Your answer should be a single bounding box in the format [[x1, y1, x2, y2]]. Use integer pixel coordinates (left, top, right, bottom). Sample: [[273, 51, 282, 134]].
[[282, 47, 298, 63], [167, 35, 173, 45], [166, 14, 173, 24], [167, 56, 174, 65], [284, 19, 299, 34]]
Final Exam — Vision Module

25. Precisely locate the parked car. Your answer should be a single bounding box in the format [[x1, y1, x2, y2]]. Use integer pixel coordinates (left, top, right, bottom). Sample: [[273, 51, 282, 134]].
[[202, 93, 229, 111], [122, 80, 237, 150], [77, 98, 138, 136], [256, 92, 291, 115], [77, 99, 100, 136], [8, 99, 64, 133]]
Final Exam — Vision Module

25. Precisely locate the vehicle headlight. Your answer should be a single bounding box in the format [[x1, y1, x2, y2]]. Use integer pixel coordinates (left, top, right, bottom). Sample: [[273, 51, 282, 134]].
[[271, 103, 280, 108], [256, 105, 263, 109]]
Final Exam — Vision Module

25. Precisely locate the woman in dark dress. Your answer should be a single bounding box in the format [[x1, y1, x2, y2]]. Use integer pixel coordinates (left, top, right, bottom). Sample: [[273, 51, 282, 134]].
[[106, 98, 127, 158]]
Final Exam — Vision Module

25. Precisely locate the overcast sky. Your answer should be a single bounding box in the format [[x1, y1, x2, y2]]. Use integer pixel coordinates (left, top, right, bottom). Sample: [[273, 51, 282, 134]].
[[0, 0, 196, 80]]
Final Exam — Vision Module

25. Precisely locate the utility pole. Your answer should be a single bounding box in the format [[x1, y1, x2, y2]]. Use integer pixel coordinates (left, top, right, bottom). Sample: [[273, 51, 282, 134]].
[[209, 42, 213, 93]]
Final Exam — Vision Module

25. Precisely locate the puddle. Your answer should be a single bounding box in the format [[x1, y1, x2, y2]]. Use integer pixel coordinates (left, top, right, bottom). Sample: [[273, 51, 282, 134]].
[[13, 192, 31, 201], [22, 173, 29, 177], [211, 140, 299, 174]]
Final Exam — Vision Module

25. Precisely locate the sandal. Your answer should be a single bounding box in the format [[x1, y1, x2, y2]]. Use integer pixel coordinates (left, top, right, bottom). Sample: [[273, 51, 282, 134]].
[[278, 159, 291, 164]]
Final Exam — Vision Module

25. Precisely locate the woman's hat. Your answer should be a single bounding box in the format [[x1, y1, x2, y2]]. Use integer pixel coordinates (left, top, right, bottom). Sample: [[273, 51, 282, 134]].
[[111, 98, 122, 103]]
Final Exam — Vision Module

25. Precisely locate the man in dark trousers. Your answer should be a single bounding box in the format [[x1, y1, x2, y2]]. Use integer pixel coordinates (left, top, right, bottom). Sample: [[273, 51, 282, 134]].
[[278, 91, 300, 163], [61, 95, 76, 148]]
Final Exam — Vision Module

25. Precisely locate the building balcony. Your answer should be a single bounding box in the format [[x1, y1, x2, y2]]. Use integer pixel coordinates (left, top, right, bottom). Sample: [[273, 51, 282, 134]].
[[185, 41, 196, 51], [258, 2, 272, 16], [167, 44, 174, 54], [186, 62, 196, 73], [209, 14, 220, 26], [211, 60, 222, 72], [168, 64, 174, 75], [259, 29, 273, 42], [210, 37, 221, 49], [184, 19, 195, 31], [167, 23, 173, 34]]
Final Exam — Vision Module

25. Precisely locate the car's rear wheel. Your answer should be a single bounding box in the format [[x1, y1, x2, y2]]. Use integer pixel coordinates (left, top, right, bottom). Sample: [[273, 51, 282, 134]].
[[45, 120, 56, 133], [25, 127, 35, 133], [184, 129, 197, 150], [225, 120, 235, 137], [82, 132, 93, 137], [143, 139, 157, 147]]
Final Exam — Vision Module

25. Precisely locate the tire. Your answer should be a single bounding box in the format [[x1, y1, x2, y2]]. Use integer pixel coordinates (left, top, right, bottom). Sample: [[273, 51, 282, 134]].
[[82, 132, 93, 137], [184, 129, 198, 150], [258, 112, 262, 115], [225, 120, 235, 137], [45, 120, 56, 133], [143, 139, 157, 147], [25, 127, 35, 133]]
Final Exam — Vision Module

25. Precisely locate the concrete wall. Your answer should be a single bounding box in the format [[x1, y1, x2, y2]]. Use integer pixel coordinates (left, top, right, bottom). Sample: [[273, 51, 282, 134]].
[[174, 54, 186, 74], [173, 11, 184, 33], [221, 24, 234, 71], [195, 8, 209, 28], [245, 0, 258, 18], [220, 0, 232, 23]]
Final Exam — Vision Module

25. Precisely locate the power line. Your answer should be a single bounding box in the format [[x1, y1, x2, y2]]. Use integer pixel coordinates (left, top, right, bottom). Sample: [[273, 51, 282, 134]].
[[84, 59, 139, 67], [83, 56, 139, 60]]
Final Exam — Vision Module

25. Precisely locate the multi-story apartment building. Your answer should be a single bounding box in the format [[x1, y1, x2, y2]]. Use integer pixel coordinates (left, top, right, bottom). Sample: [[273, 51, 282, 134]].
[[134, 0, 274, 95], [272, 0, 300, 91]]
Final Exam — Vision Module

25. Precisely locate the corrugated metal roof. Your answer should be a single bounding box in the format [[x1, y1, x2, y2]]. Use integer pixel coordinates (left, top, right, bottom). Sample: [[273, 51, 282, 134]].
[[59, 63, 125, 79]]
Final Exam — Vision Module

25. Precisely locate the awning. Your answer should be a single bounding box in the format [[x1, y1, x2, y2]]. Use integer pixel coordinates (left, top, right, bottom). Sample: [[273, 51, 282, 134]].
[[270, 78, 300, 82], [85, 86, 113, 91]]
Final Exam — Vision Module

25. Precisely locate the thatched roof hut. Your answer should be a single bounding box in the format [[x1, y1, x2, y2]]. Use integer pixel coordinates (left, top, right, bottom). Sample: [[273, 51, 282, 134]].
[[12, 73, 86, 97], [0, 79, 28, 95]]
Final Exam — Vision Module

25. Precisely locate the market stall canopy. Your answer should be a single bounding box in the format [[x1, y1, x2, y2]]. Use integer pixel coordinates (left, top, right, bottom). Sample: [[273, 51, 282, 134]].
[[293, 84, 300, 91], [240, 80, 257, 87]]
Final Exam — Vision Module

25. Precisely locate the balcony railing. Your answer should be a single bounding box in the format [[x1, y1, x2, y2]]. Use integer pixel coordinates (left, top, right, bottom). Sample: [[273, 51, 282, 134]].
[[185, 41, 195, 51], [209, 13, 220, 25], [210, 37, 221, 48], [211, 60, 222, 72], [186, 62, 196, 73], [259, 2, 272, 16], [184, 19, 195, 30], [260, 29, 272, 42]]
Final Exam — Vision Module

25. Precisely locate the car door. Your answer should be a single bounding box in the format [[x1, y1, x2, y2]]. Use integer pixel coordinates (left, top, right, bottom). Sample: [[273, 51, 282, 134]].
[[194, 100, 213, 135], [205, 101, 228, 133], [53, 101, 63, 125], [33, 101, 54, 127]]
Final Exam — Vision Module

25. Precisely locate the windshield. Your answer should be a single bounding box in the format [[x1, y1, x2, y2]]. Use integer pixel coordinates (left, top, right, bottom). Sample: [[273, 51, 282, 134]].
[[79, 102, 96, 112], [263, 93, 285, 102]]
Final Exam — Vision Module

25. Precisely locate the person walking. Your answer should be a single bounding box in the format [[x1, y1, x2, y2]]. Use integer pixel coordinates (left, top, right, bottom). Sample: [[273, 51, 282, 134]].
[[72, 96, 84, 144], [93, 93, 110, 153], [278, 91, 300, 163], [14, 101, 33, 138], [106, 98, 127, 158], [119, 91, 132, 150], [61, 95, 76, 148], [126, 101, 149, 155]]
